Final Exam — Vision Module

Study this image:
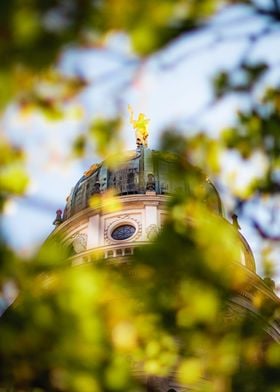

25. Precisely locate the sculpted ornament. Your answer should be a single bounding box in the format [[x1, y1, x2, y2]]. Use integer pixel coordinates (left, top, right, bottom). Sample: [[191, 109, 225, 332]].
[[128, 105, 149, 147], [146, 224, 159, 240], [72, 233, 88, 253]]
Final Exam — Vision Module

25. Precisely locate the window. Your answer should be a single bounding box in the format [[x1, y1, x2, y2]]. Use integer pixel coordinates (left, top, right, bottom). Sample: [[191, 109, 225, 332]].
[[111, 224, 136, 240], [107, 250, 113, 258]]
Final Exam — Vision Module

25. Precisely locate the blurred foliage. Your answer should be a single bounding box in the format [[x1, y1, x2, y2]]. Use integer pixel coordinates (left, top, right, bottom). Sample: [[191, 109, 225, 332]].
[[1, 176, 280, 391], [0, 0, 277, 111], [1, 0, 280, 391], [0, 138, 29, 212], [89, 189, 123, 214], [0, 0, 228, 72], [73, 117, 125, 166], [220, 84, 280, 195], [213, 63, 269, 98]]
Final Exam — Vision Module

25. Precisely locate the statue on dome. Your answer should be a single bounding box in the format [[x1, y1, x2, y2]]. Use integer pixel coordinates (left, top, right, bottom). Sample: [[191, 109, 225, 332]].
[[53, 209, 63, 226], [128, 105, 149, 147], [84, 163, 101, 177]]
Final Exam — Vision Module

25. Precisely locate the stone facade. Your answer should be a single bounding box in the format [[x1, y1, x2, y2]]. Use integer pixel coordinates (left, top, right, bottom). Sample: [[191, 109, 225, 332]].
[[49, 147, 280, 391]]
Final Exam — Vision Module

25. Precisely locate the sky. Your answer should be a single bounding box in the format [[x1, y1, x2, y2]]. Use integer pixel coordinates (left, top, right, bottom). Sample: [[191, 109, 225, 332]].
[[2, 5, 280, 286]]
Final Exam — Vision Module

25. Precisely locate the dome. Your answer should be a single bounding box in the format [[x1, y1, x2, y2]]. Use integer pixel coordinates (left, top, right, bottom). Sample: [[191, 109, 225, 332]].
[[62, 146, 223, 221]]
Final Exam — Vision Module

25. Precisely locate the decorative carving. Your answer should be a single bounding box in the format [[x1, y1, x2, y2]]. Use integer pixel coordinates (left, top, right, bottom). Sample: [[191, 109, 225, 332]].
[[223, 302, 246, 325], [105, 216, 142, 244], [146, 224, 159, 240], [116, 214, 129, 220], [72, 233, 87, 253], [146, 173, 155, 191]]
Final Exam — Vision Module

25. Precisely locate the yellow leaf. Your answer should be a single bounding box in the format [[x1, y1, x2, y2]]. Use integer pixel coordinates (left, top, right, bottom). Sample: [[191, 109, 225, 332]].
[[89, 189, 122, 214], [0, 164, 29, 194], [177, 358, 203, 385]]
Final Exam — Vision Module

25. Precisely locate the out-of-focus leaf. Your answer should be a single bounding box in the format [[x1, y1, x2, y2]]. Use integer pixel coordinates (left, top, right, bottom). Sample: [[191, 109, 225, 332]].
[[89, 189, 123, 214], [0, 164, 29, 195], [72, 134, 86, 158], [0, 140, 29, 201], [177, 358, 203, 385], [89, 118, 125, 166], [213, 71, 230, 98]]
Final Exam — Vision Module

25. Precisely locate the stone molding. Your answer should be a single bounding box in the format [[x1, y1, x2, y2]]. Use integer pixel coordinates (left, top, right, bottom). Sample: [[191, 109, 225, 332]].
[[104, 214, 142, 244]]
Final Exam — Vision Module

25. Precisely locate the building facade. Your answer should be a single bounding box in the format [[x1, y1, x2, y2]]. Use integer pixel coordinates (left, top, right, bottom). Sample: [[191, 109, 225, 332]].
[[50, 142, 280, 391]]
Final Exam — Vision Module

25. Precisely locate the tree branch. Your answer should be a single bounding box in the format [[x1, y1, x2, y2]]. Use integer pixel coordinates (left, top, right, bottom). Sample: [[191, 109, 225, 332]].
[[272, 0, 280, 14], [255, 7, 280, 21], [252, 219, 280, 241]]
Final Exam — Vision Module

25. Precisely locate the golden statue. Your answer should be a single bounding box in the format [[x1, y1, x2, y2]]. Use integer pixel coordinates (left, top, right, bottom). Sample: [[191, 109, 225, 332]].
[[128, 105, 149, 147], [84, 163, 100, 177]]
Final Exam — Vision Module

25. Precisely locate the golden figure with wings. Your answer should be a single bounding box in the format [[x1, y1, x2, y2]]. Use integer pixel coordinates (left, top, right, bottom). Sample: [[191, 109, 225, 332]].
[[128, 105, 149, 147]]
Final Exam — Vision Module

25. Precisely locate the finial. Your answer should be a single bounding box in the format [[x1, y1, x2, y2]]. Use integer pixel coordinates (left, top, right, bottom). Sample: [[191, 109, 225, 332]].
[[231, 213, 241, 230], [128, 105, 149, 148], [53, 209, 63, 226]]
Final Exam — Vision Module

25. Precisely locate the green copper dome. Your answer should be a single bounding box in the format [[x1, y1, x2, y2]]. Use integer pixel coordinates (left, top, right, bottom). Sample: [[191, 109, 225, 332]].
[[62, 147, 223, 221]]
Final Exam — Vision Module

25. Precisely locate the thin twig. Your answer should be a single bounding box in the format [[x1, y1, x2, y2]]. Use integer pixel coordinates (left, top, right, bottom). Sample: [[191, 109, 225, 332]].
[[252, 219, 280, 241]]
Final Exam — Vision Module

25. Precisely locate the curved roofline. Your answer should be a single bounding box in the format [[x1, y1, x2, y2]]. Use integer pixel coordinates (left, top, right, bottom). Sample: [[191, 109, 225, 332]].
[[61, 147, 224, 221]]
